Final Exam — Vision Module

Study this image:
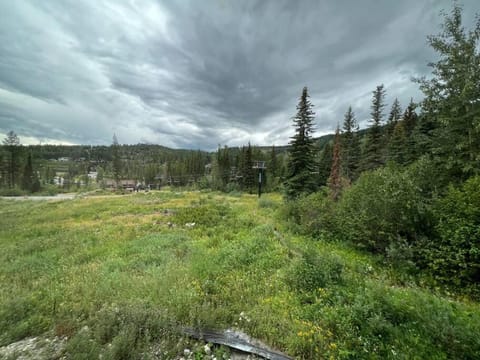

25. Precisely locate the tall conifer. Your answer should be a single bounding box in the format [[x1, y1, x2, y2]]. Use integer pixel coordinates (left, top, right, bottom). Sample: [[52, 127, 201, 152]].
[[285, 87, 317, 198]]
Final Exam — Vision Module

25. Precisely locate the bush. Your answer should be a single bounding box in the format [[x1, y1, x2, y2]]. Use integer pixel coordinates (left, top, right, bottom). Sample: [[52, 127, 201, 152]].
[[335, 165, 430, 253], [282, 189, 336, 237], [172, 203, 231, 228], [423, 176, 480, 294], [286, 247, 344, 293], [0, 187, 28, 197]]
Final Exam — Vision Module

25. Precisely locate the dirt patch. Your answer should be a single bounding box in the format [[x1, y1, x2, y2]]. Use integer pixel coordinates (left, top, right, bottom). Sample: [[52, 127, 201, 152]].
[[0, 335, 67, 360]]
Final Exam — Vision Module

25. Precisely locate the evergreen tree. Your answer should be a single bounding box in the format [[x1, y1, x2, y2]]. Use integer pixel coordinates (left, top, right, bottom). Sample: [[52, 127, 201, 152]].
[[112, 134, 122, 187], [0, 150, 5, 187], [243, 142, 255, 192], [415, 4, 480, 177], [403, 99, 418, 136], [21, 152, 34, 191], [2, 131, 21, 188], [268, 145, 278, 189], [386, 98, 402, 139], [341, 106, 360, 181], [215, 145, 231, 189], [285, 87, 317, 198], [361, 84, 386, 171], [412, 113, 436, 159], [387, 122, 407, 165], [402, 99, 419, 164], [328, 125, 342, 200], [318, 142, 333, 187]]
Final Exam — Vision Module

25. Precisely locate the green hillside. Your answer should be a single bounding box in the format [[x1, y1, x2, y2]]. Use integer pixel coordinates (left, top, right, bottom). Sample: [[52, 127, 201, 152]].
[[1, 191, 479, 359]]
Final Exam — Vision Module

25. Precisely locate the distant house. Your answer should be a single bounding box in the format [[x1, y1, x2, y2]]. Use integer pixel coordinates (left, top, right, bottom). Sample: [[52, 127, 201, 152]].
[[53, 176, 64, 186], [87, 171, 98, 181], [58, 157, 71, 162], [104, 179, 137, 191]]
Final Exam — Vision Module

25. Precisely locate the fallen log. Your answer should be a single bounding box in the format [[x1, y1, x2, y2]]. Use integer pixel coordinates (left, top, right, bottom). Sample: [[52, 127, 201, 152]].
[[182, 328, 293, 360]]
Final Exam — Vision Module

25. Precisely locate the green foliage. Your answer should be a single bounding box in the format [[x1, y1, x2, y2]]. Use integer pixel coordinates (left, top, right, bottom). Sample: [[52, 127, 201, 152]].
[[341, 106, 360, 181], [282, 190, 335, 237], [286, 248, 344, 293], [387, 121, 407, 164], [361, 85, 386, 172], [2, 131, 22, 188], [111, 134, 122, 185], [64, 330, 102, 360], [317, 141, 333, 187], [424, 176, 480, 294], [172, 203, 231, 228], [1, 191, 480, 359], [336, 165, 429, 252], [285, 87, 317, 198], [416, 4, 480, 178]]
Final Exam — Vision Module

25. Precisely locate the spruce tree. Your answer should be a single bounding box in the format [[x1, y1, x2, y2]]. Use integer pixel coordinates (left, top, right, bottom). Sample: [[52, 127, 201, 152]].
[[318, 142, 333, 187], [415, 4, 480, 177], [403, 99, 418, 136], [2, 131, 21, 188], [386, 98, 402, 139], [21, 152, 34, 192], [387, 122, 407, 165], [269, 145, 278, 178], [268, 145, 278, 189], [243, 142, 255, 192], [328, 125, 342, 200], [402, 99, 419, 164], [112, 134, 122, 187], [341, 106, 360, 181], [285, 87, 317, 198], [361, 84, 386, 171]]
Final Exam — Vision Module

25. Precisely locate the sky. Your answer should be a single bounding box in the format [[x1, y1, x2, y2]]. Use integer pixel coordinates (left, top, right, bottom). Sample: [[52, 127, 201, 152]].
[[0, 0, 478, 150]]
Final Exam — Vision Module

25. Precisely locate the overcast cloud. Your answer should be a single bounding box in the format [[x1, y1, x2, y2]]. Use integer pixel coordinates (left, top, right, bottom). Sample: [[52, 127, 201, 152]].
[[0, 0, 478, 149]]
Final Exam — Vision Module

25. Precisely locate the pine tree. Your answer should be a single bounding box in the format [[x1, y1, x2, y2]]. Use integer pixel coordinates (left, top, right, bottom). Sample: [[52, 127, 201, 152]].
[[268, 145, 278, 189], [341, 106, 360, 181], [284, 87, 317, 198], [361, 84, 386, 171], [318, 142, 333, 187], [387, 122, 407, 164], [403, 99, 418, 136], [112, 134, 122, 187], [21, 152, 34, 191], [215, 145, 231, 189], [415, 4, 480, 177], [2, 131, 21, 188], [328, 125, 342, 200], [386, 98, 402, 139], [243, 142, 255, 192], [402, 99, 419, 164]]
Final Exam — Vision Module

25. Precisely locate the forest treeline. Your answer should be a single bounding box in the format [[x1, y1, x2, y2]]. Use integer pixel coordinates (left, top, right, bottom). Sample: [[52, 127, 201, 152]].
[[283, 4, 480, 298]]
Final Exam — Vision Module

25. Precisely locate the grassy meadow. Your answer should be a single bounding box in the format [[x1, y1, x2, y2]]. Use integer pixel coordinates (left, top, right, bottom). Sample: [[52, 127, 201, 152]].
[[1, 190, 480, 359]]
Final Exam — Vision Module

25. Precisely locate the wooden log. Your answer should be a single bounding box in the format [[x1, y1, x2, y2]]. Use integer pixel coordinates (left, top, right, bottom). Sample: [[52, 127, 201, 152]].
[[182, 328, 293, 360]]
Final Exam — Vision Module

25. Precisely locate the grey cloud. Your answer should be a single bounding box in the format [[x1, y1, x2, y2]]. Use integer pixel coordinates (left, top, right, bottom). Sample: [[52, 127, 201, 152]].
[[0, 0, 478, 149]]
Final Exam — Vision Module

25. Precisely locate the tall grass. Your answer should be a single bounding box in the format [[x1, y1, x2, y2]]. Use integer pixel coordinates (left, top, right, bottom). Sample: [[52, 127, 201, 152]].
[[0, 191, 479, 359]]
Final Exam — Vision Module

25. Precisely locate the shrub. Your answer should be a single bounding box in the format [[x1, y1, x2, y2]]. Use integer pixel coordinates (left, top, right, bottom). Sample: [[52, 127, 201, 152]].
[[286, 248, 344, 293], [424, 176, 480, 294], [172, 203, 231, 228], [282, 189, 335, 237], [335, 165, 430, 253]]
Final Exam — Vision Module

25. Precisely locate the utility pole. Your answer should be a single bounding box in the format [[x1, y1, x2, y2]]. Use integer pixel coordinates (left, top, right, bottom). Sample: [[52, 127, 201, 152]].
[[253, 161, 266, 198]]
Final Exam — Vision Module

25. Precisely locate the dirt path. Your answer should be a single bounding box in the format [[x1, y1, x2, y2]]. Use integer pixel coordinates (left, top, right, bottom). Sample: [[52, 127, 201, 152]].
[[0, 194, 76, 201]]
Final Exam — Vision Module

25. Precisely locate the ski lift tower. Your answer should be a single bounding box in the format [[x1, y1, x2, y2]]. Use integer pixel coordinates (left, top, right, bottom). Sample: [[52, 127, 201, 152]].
[[252, 161, 266, 198]]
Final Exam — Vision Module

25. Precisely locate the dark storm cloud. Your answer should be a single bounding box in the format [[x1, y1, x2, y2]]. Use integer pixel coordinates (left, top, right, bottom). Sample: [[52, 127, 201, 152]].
[[0, 0, 478, 148]]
